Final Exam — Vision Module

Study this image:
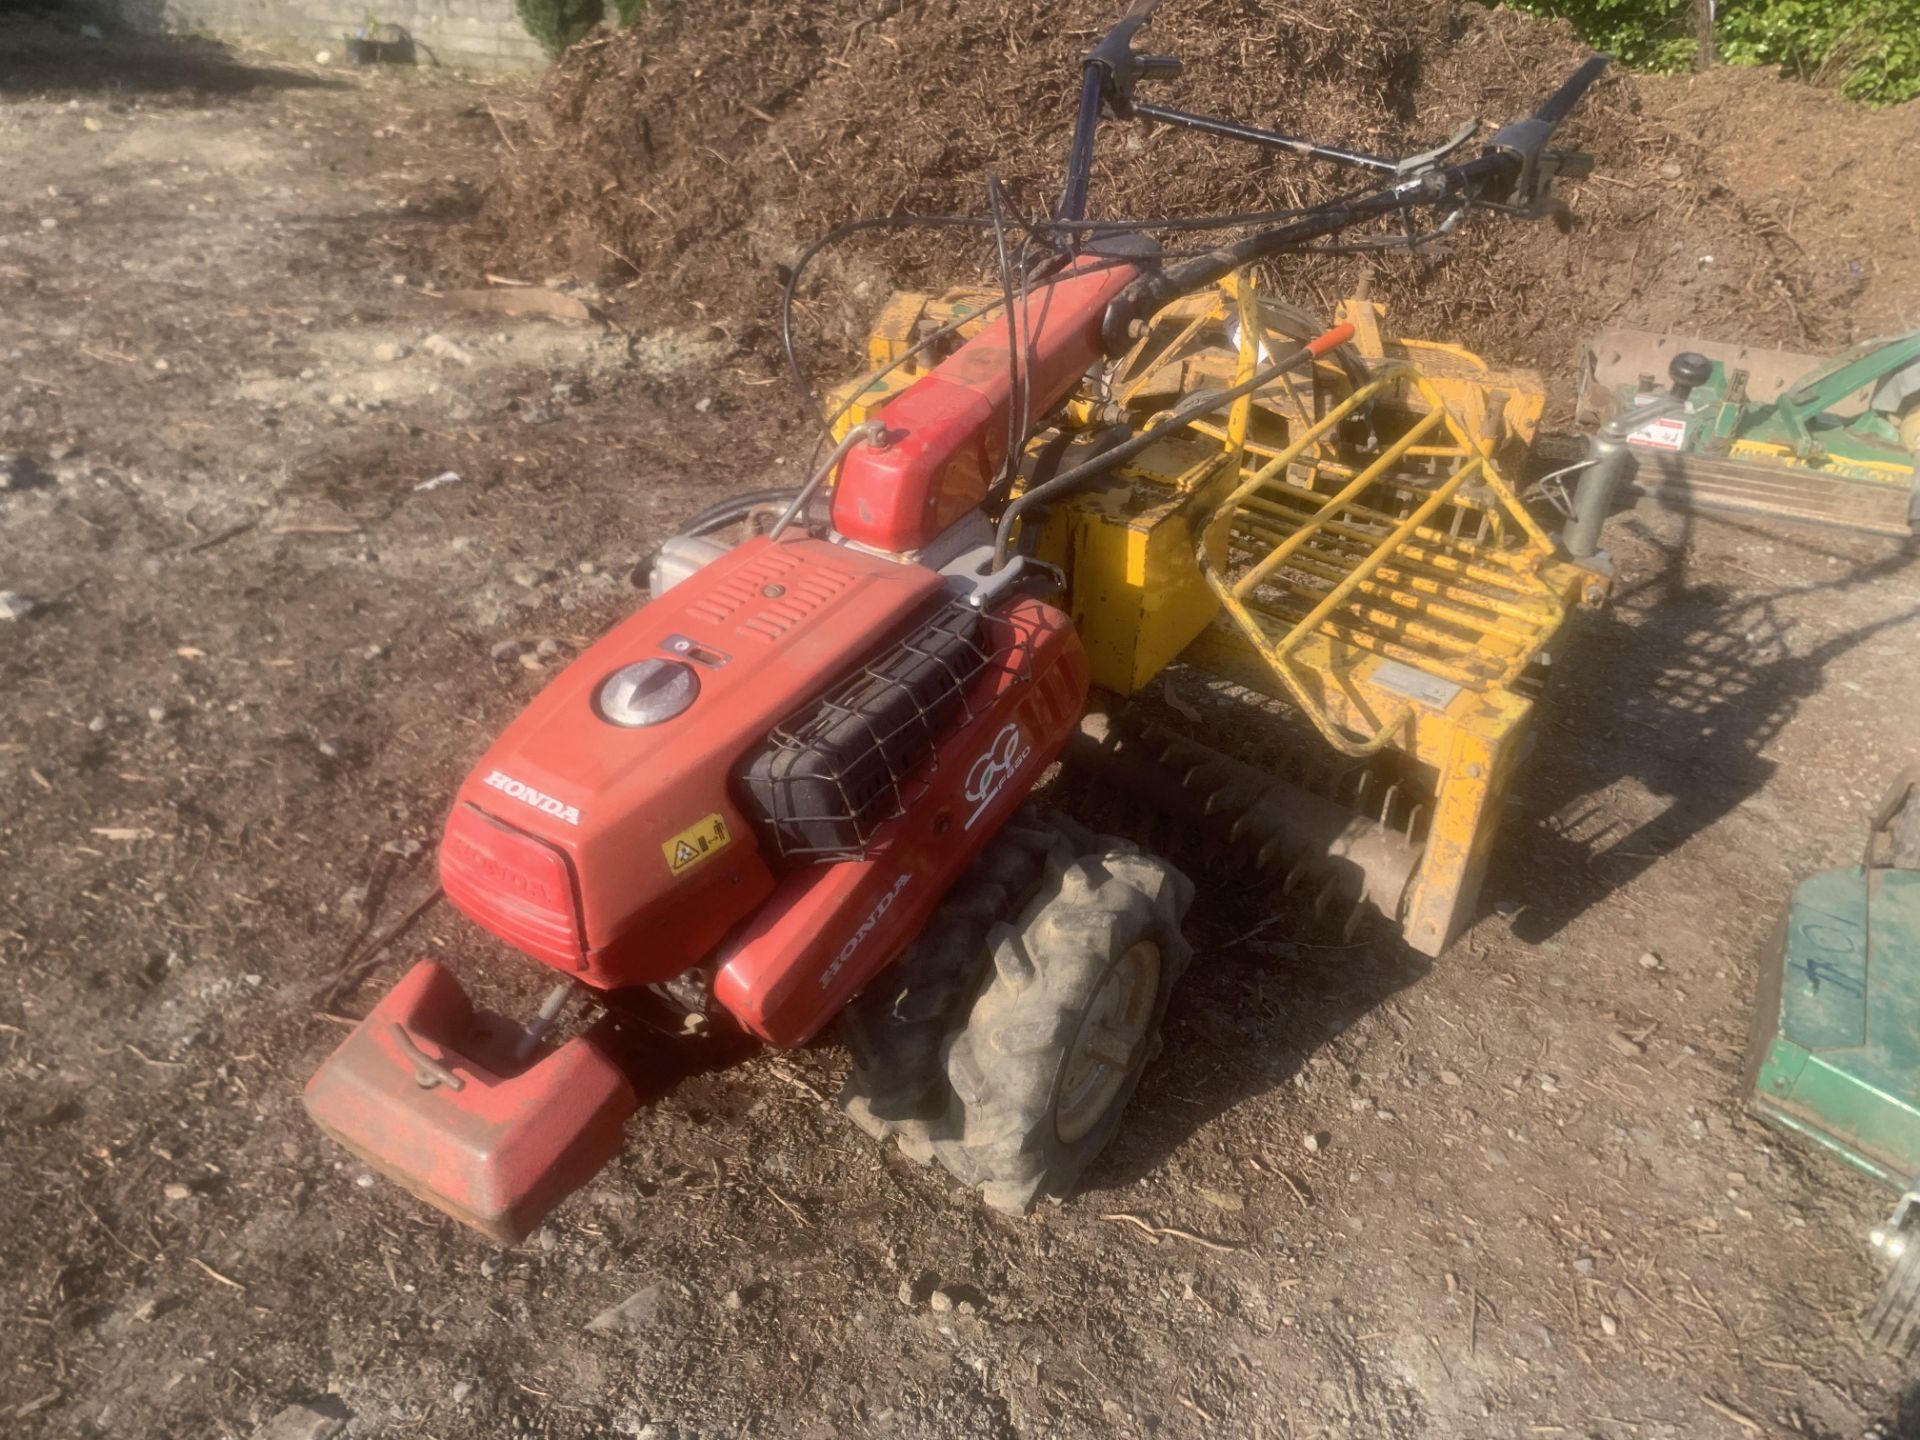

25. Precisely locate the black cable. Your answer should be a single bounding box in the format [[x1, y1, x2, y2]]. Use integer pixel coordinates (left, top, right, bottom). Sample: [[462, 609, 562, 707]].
[[778, 188, 1390, 414], [781, 215, 1004, 415], [987, 177, 1024, 500], [633, 485, 806, 592], [1002, 181, 1044, 497], [674, 487, 804, 538]]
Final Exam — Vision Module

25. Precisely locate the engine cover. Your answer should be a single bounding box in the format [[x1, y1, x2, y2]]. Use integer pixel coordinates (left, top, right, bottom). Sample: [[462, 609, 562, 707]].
[[440, 535, 946, 989]]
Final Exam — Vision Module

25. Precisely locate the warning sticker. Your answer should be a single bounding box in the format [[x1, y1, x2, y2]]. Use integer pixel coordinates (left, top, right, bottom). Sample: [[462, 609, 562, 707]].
[[662, 812, 731, 876], [1625, 394, 1689, 452], [1627, 416, 1688, 451]]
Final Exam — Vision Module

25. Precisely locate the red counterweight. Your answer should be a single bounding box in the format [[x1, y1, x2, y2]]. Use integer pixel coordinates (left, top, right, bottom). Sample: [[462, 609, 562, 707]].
[[830, 258, 1141, 554], [303, 960, 638, 1244]]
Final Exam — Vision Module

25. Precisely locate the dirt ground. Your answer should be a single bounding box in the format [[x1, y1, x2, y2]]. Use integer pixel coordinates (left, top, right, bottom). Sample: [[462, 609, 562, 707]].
[[5, 13, 1920, 1440]]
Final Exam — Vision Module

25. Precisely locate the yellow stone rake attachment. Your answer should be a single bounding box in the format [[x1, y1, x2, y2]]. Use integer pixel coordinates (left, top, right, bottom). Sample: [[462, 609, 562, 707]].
[[1197, 364, 1567, 758], [1168, 360, 1601, 955]]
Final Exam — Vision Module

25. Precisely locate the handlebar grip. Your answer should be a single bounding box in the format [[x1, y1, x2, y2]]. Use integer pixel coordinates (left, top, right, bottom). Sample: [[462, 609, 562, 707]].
[[1532, 54, 1609, 130]]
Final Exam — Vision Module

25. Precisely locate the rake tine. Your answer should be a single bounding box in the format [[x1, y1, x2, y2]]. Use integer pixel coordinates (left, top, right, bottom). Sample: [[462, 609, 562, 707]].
[[1341, 898, 1367, 942], [1283, 855, 1312, 896]]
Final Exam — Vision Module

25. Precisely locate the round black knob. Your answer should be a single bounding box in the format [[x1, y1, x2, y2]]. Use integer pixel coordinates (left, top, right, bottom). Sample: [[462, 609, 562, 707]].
[[1668, 351, 1713, 392]]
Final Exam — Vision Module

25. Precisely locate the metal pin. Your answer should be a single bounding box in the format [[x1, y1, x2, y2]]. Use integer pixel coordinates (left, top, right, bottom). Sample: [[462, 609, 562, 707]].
[[1202, 784, 1242, 818], [1353, 770, 1375, 812], [1254, 832, 1291, 871], [514, 982, 574, 1064]]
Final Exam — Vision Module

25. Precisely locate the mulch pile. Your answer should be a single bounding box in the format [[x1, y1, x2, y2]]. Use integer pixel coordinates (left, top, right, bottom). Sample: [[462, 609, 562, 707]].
[[458, 0, 1920, 409]]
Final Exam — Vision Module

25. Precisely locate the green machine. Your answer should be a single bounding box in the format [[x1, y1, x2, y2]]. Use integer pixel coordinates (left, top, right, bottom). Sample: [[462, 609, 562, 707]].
[[1747, 772, 1920, 1353], [1576, 327, 1920, 537]]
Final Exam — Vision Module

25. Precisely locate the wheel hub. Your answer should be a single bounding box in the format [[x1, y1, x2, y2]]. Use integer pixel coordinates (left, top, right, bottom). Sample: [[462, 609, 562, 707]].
[[1055, 940, 1161, 1144]]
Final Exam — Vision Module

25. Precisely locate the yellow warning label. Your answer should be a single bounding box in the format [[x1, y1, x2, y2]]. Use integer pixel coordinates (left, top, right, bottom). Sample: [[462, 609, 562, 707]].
[[662, 812, 731, 876]]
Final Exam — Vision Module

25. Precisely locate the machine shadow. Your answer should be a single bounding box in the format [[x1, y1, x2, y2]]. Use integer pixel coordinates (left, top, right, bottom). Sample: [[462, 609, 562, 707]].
[[1882, 1379, 1920, 1439], [1081, 878, 1431, 1198], [0, 12, 346, 99], [1496, 503, 1918, 947]]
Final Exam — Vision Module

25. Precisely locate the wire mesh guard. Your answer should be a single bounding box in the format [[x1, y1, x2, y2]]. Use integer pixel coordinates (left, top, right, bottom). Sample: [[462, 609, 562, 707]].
[[736, 600, 1036, 861], [1198, 364, 1568, 754]]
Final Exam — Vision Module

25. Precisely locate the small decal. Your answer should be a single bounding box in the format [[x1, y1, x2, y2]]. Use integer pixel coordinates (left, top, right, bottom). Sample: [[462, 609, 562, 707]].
[[1626, 394, 1688, 452], [1370, 659, 1463, 711], [662, 812, 731, 875], [820, 873, 911, 989], [963, 721, 1034, 830], [482, 769, 581, 826]]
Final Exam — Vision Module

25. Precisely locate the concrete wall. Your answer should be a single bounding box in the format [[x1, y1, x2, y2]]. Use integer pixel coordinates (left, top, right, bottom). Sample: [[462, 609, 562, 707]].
[[112, 0, 550, 72]]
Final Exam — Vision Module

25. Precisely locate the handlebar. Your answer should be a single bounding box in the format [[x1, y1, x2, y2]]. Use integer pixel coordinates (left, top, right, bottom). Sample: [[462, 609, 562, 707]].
[[1060, 1, 1182, 223], [1534, 53, 1611, 127], [1093, 49, 1610, 353]]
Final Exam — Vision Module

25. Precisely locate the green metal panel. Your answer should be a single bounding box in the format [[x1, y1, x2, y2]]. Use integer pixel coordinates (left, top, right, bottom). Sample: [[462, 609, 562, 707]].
[[1749, 867, 1920, 1190], [1610, 337, 1919, 470]]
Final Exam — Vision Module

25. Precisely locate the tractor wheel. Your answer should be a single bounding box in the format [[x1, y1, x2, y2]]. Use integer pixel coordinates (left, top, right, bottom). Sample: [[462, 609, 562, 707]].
[[930, 845, 1193, 1213], [1865, 1234, 1920, 1357], [838, 809, 1090, 1159]]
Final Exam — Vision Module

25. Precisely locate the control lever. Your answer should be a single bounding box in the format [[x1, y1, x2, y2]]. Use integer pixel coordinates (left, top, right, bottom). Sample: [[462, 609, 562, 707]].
[[1060, 1, 1179, 225], [1482, 52, 1607, 214], [1085, 0, 1182, 117], [1563, 350, 1710, 561]]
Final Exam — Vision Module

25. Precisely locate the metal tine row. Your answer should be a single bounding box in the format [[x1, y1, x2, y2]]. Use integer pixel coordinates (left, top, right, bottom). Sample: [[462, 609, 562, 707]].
[[1225, 553, 1514, 655], [1151, 736, 1374, 945]]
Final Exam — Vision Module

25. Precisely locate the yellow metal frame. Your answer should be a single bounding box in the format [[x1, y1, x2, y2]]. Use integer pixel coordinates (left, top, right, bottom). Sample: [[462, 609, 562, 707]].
[[1729, 436, 1915, 485], [1196, 363, 1560, 757]]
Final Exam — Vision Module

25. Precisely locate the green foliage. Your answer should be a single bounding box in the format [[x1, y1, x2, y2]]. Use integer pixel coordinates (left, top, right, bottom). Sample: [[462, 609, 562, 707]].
[[609, 0, 646, 26], [1488, 0, 1920, 103], [513, 0, 604, 58], [1718, 0, 1920, 104], [1500, 0, 1697, 71]]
